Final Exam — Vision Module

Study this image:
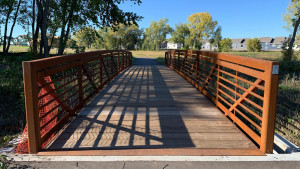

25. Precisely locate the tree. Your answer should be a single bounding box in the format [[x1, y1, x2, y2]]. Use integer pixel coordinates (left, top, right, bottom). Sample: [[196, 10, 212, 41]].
[[283, 0, 300, 60], [95, 23, 142, 50], [187, 12, 218, 49], [124, 25, 143, 50], [0, 0, 26, 56], [170, 23, 190, 49], [210, 26, 222, 51], [219, 38, 232, 52], [29, 0, 142, 58], [74, 27, 97, 48], [142, 18, 172, 51], [247, 38, 262, 52]]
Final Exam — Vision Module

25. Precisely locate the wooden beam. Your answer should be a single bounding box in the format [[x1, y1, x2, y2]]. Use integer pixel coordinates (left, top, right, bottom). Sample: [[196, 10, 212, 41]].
[[23, 62, 41, 154]]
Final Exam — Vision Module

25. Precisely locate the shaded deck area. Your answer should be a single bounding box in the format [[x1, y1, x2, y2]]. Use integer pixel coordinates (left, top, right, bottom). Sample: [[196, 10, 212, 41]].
[[43, 58, 263, 156]]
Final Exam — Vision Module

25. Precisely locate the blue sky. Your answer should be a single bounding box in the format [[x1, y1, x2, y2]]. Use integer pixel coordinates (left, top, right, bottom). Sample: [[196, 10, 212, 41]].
[[6, 0, 291, 38], [118, 0, 291, 39]]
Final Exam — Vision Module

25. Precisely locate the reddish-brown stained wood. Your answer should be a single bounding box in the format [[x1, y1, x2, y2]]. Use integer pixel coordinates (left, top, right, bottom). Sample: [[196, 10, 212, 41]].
[[165, 50, 280, 154], [22, 50, 132, 153], [22, 62, 41, 154], [260, 62, 279, 153]]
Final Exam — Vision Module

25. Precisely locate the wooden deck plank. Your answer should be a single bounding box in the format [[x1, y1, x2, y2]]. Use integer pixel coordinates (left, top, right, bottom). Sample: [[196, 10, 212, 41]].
[[45, 63, 262, 155]]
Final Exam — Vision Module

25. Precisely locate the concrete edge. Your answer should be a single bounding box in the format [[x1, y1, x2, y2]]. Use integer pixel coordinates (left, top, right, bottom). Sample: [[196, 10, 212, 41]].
[[7, 153, 300, 162]]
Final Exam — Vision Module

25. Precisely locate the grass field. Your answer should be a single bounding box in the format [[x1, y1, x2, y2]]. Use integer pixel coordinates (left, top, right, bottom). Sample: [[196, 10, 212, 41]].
[[0, 46, 100, 55]]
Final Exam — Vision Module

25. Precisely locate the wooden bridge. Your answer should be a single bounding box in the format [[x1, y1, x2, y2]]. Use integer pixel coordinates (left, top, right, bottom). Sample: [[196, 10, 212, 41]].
[[22, 50, 279, 156]]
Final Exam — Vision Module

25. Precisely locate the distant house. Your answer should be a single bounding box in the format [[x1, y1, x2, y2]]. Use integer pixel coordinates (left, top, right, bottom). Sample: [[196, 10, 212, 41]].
[[231, 39, 244, 51], [259, 37, 274, 51], [273, 37, 286, 48], [201, 39, 218, 50], [161, 41, 182, 49], [0, 36, 15, 45], [15, 35, 30, 46]]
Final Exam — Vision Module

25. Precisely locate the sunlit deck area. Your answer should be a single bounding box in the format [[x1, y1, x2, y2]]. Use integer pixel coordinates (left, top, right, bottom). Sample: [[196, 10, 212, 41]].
[[42, 58, 263, 156]]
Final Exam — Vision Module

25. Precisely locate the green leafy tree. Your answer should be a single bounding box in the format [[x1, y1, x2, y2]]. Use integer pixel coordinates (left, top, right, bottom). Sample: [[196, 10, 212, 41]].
[[219, 38, 232, 52], [187, 12, 218, 49], [29, 0, 142, 58], [210, 26, 222, 51], [247, 38, 262, 52], [282, 0, 300, 60], [170, 23, 190, 49], [96, 23, 142, 50], [142, 18, 172, 51], [74, 27, 97, 48]]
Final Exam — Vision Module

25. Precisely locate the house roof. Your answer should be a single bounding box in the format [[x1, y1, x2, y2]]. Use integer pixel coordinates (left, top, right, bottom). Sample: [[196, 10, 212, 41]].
[[273, 37, 287, 44], [231, 39, 243, 43], [241, 38, 250, 44], [259, 37, 273, 43]]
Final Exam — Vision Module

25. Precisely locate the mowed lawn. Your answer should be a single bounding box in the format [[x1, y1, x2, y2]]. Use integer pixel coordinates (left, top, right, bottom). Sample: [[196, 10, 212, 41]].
[[224, 51, 282, 61], [131, 50, 283, 61], [1, 46, 283, 61], [131, 50, 166, 58]]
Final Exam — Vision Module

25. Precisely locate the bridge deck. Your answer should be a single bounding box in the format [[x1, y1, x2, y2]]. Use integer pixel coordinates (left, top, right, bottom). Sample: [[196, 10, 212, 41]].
[[43, 58, 264, 156]]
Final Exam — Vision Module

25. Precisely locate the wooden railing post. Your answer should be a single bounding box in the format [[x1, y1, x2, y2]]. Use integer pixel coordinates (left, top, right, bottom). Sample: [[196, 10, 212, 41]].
[[22, 62, 41, 154], [117, 51, 120, 71], [110, 52, 114, 74], [78, 65, 83, 102], [260, 62, 279, 153], [130, 52, 133, 66], [196, 52, 200, 87], [165, 52, 167, 66], [99, 58, 103, 84], [122, 51, 125, 70]]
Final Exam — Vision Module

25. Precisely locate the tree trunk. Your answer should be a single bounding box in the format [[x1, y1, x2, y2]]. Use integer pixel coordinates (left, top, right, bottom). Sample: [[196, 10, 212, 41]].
[[3, 8, 12, 55], [49, 27, 58, 50], [57, 1, 68, 55], [37, 0, 51, 58], [31, 0, 38, 58], [286, 15, 300, 60], [5, 0, 22, 55], [58, 0, 75, 55]]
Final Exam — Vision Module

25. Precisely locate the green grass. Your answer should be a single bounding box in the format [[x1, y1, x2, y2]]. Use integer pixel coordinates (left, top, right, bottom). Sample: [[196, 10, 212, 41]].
[[0, 46, 29, 53], [131, 50, 166, 58], [224, 51, 282, 61]]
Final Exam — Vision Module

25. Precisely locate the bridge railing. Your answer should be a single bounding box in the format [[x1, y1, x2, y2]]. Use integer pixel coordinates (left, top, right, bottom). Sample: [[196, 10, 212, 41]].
[[22, 50, 132, 153], [165, 50, 279, 153]]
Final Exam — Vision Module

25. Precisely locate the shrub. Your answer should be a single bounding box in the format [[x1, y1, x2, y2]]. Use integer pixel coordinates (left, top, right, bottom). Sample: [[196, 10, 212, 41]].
[[219, 38, 232, 52], [247, 38, 262, 52]]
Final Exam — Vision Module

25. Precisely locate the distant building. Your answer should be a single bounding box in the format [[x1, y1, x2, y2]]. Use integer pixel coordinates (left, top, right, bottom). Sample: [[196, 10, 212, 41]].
[[259, 37, 274, 51], [201, 39, 218, 50], [15, 35, 30, 46], [231, 38, 245, 51], [161, 41, 182, 49], [0, 36, 15, 45]]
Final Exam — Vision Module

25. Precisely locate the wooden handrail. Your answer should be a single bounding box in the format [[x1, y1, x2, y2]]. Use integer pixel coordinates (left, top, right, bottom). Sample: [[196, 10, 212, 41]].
[[22, 50, 132, 153], [165, 50, 279, 154]]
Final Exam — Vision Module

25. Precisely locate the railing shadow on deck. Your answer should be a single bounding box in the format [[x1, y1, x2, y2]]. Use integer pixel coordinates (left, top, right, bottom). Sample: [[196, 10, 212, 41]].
[[46, 64, 195, 150]]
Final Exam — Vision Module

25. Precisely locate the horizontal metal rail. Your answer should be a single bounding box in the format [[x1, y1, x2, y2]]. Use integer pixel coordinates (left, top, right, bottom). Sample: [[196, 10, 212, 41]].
[[165, 50, 280, 153], [23, 50, 132, 153]]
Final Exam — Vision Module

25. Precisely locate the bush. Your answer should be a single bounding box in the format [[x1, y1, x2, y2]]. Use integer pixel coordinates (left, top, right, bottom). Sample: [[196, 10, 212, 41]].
[[219, 38, 232, 52], [247, 38, 262, 52]]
